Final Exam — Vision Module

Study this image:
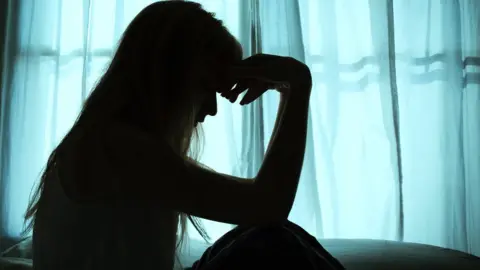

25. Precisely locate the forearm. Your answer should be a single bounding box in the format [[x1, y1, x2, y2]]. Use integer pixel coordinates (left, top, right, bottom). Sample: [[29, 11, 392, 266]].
[[254, 87, 311, 214], [264, 93, 289, 155]]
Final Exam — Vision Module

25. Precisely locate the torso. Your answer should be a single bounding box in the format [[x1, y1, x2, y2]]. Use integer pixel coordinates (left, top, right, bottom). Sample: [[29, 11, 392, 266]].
[[32, 130, 178, 270]]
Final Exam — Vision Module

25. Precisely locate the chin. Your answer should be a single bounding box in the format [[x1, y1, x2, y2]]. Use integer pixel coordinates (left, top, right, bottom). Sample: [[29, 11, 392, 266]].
[[195, 117, 205, 126]]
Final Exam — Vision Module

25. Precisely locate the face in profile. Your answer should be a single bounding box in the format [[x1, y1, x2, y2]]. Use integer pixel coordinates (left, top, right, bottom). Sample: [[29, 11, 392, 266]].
[[194, 40, 243, 125], [195, 86, 217, 125]]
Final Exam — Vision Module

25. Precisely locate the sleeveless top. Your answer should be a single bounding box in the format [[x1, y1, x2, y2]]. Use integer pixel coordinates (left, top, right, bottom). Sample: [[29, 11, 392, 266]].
[[32, 132, 179, 270]]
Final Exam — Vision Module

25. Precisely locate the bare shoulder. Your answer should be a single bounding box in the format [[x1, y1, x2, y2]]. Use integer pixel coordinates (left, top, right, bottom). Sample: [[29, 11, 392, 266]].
[[55, 121, 189, 202]]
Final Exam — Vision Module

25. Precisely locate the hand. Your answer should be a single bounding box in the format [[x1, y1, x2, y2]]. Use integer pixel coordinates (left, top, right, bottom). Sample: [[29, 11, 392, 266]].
[[221, 54, 312, 105]]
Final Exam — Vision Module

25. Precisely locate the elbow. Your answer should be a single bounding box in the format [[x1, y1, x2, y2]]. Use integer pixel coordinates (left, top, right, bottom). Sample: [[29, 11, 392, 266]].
[[252, 182, 295, 224], [262, 196, 293, 224], [277, 200, 293, 221]]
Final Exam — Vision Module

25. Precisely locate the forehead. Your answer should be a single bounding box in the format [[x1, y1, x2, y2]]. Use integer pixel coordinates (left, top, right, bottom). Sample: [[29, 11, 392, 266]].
[[214, 27, 243, 61], [203, 36, 242, 72], [195, 29, 242, 83], [233, 39, 243, 62]]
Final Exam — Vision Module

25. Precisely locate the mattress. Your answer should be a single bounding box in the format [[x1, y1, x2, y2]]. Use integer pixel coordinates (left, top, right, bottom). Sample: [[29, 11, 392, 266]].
[[2, 238, 480, 269], [178, 238, 480, 270]]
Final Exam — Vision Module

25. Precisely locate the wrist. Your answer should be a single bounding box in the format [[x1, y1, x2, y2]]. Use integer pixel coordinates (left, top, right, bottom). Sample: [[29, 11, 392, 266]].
[[287, 84, 312, 100]]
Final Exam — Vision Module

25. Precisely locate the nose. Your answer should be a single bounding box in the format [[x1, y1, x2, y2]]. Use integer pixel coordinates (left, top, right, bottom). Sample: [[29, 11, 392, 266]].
[[197, 92, 217, 123]]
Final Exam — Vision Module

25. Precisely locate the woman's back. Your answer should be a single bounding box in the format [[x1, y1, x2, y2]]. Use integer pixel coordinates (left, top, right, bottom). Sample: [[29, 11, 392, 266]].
[[32, 131, 177, 270]]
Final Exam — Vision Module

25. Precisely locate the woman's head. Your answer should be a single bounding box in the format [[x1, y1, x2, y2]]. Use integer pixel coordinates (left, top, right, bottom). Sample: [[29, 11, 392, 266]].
[[81, 0, 243, 245], [81, 0, 242, 156]]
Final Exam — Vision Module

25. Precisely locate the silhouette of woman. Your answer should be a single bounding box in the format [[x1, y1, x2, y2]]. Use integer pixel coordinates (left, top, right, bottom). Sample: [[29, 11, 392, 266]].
[[24, 1, 344, 269]]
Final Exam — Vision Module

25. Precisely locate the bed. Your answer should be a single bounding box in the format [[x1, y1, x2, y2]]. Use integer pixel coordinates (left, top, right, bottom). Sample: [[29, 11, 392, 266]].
[[2, 237, 480, 269]]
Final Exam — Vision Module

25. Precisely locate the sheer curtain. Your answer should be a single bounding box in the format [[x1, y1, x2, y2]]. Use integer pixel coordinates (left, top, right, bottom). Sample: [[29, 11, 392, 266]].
[[272, 0, 479, 253], [1, 0, 479, 256]]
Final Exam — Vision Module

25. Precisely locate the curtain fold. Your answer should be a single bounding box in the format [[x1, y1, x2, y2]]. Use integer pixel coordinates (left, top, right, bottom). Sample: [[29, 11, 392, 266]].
[[1, 0, 479, 256], [367, 0, 404, 241], [392, 0, 479, 253], [0, 0, 21, 240]]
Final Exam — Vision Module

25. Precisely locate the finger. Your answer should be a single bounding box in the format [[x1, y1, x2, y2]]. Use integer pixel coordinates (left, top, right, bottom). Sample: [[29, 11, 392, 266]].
[[217, 81, 238, 94], [221, 87, 244, 103], [230, 81, 249, 95], [221, 80, 249, 100], [227, 90, 241, 103], [239, 86, 267, 105], [226, 79, 272, 104]]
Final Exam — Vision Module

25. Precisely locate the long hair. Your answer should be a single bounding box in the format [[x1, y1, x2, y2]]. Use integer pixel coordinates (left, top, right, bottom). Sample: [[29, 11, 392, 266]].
[[23, 0, 240, 253]]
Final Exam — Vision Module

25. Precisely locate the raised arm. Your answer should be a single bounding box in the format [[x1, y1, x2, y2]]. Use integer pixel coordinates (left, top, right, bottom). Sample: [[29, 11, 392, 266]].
[[59, 54, 312, 226]]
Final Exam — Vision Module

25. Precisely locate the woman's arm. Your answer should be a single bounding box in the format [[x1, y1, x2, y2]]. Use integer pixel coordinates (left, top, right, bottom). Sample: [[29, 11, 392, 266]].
[[254, 87, 311, 217], [116, 87, 308, 224], [60, 88, 308, 226], [60, 56, 311, 226]]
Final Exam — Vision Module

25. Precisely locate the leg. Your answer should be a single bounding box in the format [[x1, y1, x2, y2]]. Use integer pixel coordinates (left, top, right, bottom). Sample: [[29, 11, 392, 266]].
[[189, 220, 345, 270]]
